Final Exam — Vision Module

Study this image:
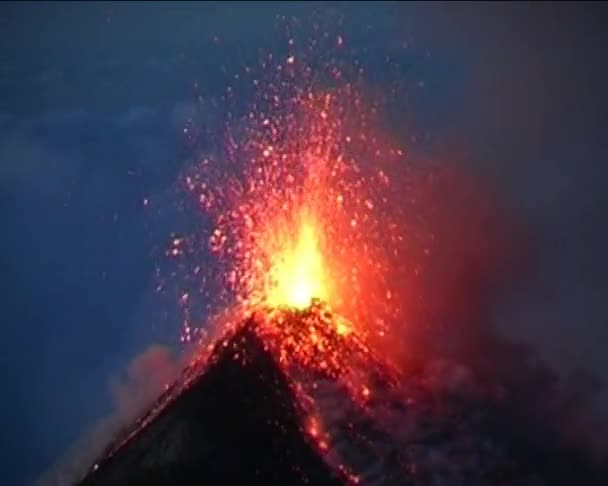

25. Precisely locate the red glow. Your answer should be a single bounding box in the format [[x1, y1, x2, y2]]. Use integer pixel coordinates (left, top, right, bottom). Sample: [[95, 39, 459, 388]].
[[185, 78, 411, 341], [172, 28, 431, 480]]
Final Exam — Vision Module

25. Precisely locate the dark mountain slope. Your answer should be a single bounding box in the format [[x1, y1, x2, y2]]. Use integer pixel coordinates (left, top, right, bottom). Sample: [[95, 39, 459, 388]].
[[79, 322, 343, 486]]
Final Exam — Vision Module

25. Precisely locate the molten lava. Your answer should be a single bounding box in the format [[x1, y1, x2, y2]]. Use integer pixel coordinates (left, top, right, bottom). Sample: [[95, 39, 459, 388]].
[[256, 302, 361, 378], [266, 210, 330, 310]]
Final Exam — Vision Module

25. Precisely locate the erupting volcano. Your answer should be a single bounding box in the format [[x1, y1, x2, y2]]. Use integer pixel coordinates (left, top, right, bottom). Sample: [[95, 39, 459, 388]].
[[78, 29, 607, 486]]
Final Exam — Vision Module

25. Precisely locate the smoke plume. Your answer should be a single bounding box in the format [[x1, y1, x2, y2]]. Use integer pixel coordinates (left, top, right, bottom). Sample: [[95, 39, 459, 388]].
[[37, 345, 181, 486]]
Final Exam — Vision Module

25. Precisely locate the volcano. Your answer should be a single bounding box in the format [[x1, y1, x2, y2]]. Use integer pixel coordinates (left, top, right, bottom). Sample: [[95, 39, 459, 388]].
[[78, 319, 343, 486], [79, 306, 607, 486]]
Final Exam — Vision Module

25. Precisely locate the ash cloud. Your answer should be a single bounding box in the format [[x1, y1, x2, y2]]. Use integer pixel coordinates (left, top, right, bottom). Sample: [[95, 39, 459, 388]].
[[416, 3, 608, 372], [388, 1, 608, 463]]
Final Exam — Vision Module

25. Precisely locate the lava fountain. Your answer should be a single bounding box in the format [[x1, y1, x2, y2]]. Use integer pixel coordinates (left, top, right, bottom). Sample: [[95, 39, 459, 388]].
[[265, 209, 330, 310], [181, 65, 417, 349]]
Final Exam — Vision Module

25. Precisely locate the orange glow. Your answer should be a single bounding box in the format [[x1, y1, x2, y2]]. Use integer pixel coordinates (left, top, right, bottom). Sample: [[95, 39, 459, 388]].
[[266, 210, 330, 310], [179, 31, 412, 406], [185, 84, 408, 335]]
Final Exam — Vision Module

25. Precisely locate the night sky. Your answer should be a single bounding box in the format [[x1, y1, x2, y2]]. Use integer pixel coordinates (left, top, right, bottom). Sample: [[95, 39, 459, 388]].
[[1, 3, 607, 485]]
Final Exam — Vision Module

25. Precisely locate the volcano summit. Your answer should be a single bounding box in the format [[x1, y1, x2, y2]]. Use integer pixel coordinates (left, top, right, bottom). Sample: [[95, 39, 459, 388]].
[[78, 304, 606, 486]]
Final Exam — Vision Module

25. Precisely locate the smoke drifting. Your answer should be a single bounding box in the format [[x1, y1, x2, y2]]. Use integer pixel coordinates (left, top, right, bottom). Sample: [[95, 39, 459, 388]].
[[109, 345, 180, 422], [386, 1, 608, 462], [412, 2, 608, 372], [38, 345, 181, 486]]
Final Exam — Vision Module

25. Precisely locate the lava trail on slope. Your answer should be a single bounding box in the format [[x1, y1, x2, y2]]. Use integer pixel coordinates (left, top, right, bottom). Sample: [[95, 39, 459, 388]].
[[78, 303, 606, 486], [78, 314, 343, 486]]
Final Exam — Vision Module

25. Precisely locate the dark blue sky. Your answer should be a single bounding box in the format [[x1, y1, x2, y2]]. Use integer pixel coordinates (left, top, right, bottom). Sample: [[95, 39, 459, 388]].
[[1, 3, 607, 485]]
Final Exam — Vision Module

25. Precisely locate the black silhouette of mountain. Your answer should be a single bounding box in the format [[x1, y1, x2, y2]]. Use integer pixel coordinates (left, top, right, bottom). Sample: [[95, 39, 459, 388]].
[[79, 321, 343, 486], [78, 311, 608, 486]]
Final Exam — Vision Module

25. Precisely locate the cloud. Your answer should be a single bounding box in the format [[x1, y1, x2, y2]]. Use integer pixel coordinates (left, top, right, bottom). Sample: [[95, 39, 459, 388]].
[[39, 109, 89, 125], [109, 345, 180, 421], [171, 98, 225, 137], [389, 2, 608, 459], [171, 100, 198, 130], [0, 129, 78, 197], [430, 3, 608, 382], [118, 106, 158, 129], [0, 111, 15, 127]]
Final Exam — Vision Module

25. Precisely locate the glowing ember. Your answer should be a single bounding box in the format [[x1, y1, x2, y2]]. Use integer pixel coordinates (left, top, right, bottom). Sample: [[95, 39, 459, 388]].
[[255, 302, 362, 379]]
